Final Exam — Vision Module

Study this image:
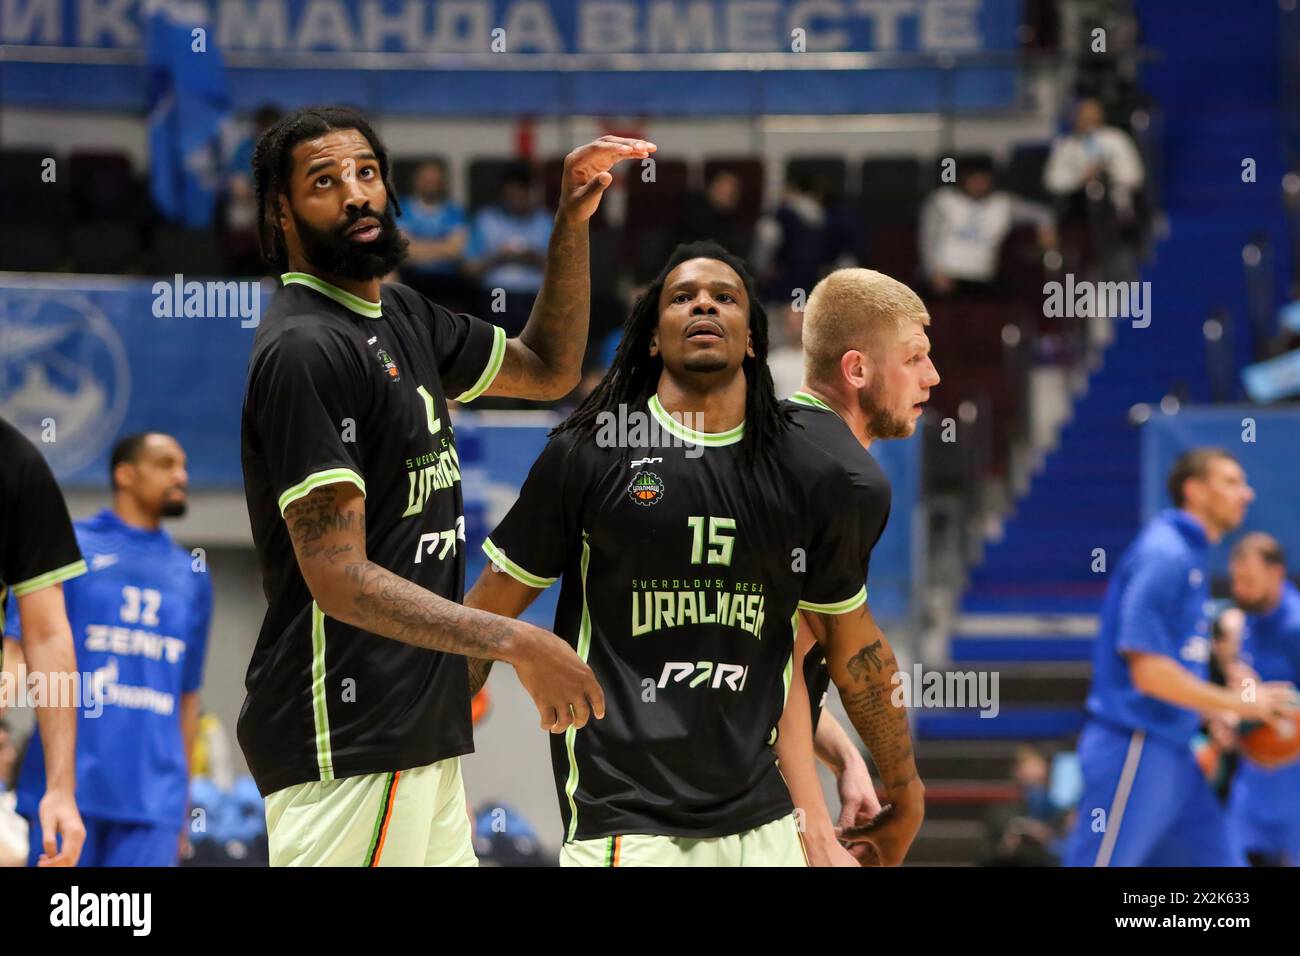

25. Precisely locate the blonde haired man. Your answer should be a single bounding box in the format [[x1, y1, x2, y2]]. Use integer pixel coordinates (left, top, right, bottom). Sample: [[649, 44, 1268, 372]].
[[774, 268, 938, 865]]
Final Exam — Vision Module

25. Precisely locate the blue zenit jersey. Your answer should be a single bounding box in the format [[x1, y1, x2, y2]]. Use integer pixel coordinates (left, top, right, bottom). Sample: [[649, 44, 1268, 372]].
[[1230, 582, 1300, 846], [1084, 509, 1215, 748], [10, 509, 211, 827]]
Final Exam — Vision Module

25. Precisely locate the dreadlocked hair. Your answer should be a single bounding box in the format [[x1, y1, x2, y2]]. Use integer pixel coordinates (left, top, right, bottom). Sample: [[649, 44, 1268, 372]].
[[554, 239, 792, 467], [251, 106, 402, 271]]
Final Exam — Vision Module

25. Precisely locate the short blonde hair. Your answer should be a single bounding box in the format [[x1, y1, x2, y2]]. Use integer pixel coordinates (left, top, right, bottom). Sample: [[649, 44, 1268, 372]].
[[802, 268, 929, 385]]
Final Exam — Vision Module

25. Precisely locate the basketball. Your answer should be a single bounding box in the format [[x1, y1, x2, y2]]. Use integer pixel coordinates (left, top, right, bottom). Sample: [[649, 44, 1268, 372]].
[[1241, 717, 1300, 767]]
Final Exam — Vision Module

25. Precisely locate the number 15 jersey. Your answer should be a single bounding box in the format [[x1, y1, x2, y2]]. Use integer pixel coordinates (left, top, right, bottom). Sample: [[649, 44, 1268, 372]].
[[483, 395, 866, 842]]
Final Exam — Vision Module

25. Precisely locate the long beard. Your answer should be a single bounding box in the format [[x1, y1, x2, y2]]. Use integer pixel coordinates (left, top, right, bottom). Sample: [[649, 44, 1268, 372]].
[[859, 378, 914, 439], [293, 202, 409, 280]]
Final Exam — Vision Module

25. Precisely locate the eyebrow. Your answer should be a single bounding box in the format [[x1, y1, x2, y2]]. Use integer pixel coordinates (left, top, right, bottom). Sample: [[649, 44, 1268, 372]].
[[303, 151, 378, 178], [667, 279, 743, 296]]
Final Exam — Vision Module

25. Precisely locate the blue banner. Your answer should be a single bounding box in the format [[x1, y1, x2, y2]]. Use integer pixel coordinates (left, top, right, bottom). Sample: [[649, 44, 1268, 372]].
[[2, 0, 1020, 115], [0, 274, 257, 486], [1141, 407, 1300, 577]]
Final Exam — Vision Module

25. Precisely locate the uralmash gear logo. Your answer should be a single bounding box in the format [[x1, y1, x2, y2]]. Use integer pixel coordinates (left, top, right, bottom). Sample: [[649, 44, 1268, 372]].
[[628, 471, 664, 506], [376, 347, 400, 381]]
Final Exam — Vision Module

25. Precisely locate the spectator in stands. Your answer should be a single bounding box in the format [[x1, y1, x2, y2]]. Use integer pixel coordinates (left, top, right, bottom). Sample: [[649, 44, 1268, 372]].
[[467, 163, 552, 336], [398, 159, 473, 313], [1044, 97, 1144, 217], [1044, 97, 1145, 273], [0, 720, 27, 866], [754, 173, 831, 304], [982, 745, 1063, 866], [677, 169, 752, 260], [919, 156, 1057, 297], [220, 104, 283, 275]]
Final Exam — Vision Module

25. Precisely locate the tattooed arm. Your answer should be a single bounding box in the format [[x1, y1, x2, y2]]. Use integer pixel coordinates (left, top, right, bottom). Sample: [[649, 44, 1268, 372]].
[[484, 136, 655, 401], [285, 481, 604, 732], [804, 602, 924, 866]]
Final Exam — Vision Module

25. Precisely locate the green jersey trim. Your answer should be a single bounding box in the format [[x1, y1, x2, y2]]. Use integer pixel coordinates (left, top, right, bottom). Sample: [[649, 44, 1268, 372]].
[[789, 390, 834, 412], [11, 559, 88, 598], [797, 585, 868, 616], [311, 602, 335, 781], [647, 394, 745, 446], [278, 468, 367, 516], [482, 537, 557, 589], [563, 533, 594, 843], [281, 272, 383, 318], [454, 325, 507, 403], [768, 611, 800, 746]]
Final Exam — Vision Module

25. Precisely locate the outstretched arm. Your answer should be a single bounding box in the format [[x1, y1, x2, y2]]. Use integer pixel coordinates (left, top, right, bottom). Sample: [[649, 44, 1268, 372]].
[[485, 136, 655, 401]]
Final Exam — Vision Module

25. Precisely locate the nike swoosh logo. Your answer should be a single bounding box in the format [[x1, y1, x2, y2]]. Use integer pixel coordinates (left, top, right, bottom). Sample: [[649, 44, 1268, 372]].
[[90, 554, 119, 570]]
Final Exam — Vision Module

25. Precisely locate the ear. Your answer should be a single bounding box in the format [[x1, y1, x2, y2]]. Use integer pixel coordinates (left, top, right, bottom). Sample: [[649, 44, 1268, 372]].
[[841, 349, 871, 391], [649, 332, 659, 357], [111, 460, 132, 492], [745, 330, 755, 360], [276, 193, 292, 229]]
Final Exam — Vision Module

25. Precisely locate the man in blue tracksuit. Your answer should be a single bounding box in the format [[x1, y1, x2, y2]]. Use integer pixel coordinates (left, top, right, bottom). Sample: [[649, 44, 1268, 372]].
[[1226, 533, 1300, 866], [1065, 448, 1298, 866], [5, 433, 211, 866]]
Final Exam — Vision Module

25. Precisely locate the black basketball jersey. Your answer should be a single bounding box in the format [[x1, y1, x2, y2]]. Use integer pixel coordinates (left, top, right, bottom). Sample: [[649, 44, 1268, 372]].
[[239, 273, 506, 797], [0, 417, 86, 654], [783, 392, 892, 732], [484, 395, 867, 841]]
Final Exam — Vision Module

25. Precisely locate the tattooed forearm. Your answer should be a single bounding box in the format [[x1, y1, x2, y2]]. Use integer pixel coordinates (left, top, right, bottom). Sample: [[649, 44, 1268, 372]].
[[512, 216, 589, 396], [839, 682, 917, 792], [286, 484, 526, 663], [846, 639, 886, 681], [343, 559, 517, 660], [467, 656, 495, 696], [826, 614, 920, 794]]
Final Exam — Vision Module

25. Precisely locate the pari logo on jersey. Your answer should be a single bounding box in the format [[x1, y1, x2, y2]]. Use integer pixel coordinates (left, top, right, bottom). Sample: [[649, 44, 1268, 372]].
[[656, 660, 750, 692], [628, 469, 665, 506]]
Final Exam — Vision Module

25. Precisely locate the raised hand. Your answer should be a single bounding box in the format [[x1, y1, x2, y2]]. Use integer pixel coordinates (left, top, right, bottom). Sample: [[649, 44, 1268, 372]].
[[556, 135, 657, 224]]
